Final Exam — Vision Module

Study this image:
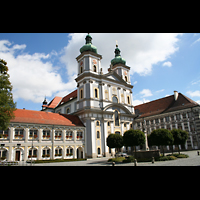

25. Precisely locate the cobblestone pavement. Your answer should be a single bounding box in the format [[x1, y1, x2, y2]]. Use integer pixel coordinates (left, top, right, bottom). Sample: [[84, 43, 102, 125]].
[[26, 150, 200, 166]]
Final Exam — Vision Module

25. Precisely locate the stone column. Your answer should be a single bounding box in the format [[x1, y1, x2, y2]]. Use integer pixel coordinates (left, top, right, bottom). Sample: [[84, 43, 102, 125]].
[[38, 145, 42, 160], [24, 145, 28, 161], [25, 128, 29, 143], [9, 127, 14, 143], [144, 131, 149, 151], [103, 119, 109, 157], [39, 129, 42, 143]]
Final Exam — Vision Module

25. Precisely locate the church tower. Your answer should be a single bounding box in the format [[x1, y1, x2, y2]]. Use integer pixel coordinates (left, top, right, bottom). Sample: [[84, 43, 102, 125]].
[[110, 43, 131, 85], [76, 34, 102, 76], [75, 34, 103, 111]]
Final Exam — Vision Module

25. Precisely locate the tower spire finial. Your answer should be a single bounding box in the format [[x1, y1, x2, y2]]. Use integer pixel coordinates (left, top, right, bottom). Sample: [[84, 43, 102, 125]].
[[116, 40, 118, 47]]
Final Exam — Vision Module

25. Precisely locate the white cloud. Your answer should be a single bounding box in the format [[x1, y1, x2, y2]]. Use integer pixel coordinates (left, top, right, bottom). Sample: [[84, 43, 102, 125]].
[[192, 38, 200, 46], [60, 33, 182, 77], [133, 81, 138, 85], [140, 89, 153, 97], [163, 61, 172, 67], [186, 90, 200, 97], [133, 99, 143, 106], [0, 40, 75, 104], [196, 100, 200, 105], [133, 98, 150, 106], [156, 89, 165, 93]]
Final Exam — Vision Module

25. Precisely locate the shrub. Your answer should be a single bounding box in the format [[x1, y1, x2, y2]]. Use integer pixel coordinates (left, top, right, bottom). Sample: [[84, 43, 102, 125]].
[[155, 156, 177, 161], [176, 154, 189, 158], [122, 156, 135, 163], [167, 153, 189, 158]]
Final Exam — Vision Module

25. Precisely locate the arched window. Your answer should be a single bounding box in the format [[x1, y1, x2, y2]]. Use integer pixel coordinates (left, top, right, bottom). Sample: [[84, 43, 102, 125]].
[[80, 66, 83, 74], [97, 148, 101, 155], [127, 96, 130, 104], [66, 108, 70, 114], [0, 129, 9, 139], [14, 128, 24, 139], [42, 129, 50, 139], [66, 147, 73, 157], [125, 76, 128, 82], [55, 130, 62, 140], [28, 148, 37, 158], [29, 129, 38, 139], [94, 88, 98, 98], [112, 96, 118, 103], [55, 147, 62, 157], [114, 110, 119, 126], [115, 131, 120, 135], [42, 147, 50, 158], [93, 65, 97, 72], [96, 121, 100, 126]]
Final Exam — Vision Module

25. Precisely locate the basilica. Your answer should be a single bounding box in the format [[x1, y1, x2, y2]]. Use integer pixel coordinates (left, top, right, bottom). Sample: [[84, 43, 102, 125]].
[[42, 34, 136, 158]]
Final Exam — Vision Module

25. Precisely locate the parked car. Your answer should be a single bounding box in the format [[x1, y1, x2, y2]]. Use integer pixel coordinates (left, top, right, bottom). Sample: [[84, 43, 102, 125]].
[[115, 152, 128, 158]]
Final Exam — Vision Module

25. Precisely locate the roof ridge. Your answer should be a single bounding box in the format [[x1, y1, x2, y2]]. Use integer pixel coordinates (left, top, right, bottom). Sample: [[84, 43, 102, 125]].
[[180, 93, 199, 105], [135, 94, 173, 108]]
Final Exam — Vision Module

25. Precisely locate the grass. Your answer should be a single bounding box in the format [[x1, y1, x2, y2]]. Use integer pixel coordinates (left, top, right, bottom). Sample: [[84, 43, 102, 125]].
[[108, 157, 126, 163]]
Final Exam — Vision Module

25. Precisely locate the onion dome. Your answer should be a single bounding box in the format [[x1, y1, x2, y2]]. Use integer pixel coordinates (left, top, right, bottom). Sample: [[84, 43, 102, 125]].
[[42, 96, 47, 105], [80, 33, 98, 54], [111, 44, 126, 66]]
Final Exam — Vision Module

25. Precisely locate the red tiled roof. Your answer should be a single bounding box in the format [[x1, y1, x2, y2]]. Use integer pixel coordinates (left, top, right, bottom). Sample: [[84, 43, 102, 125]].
[[135, 93, 199, 119], [57, 90, 77, 107], [43, 96, 62, 109], [10, 109, 84, 127]]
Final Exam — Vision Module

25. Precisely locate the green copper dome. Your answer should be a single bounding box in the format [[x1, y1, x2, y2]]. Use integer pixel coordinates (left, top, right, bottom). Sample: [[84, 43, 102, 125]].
[[111, 45, 126, 66], [80, 34, 98, 54]]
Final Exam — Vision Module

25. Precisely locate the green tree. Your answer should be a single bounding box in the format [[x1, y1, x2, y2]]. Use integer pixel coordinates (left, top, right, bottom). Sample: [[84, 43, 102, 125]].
[[123, 129, 145, 157], [148, 129, 174, 156], [106, 134, 123, 153], [171, 129, 189, 154], [0, 59, 16, 131]]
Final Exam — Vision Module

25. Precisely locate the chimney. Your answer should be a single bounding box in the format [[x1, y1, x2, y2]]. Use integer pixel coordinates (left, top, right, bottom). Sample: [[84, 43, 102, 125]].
[[174, 91, 178, 101]]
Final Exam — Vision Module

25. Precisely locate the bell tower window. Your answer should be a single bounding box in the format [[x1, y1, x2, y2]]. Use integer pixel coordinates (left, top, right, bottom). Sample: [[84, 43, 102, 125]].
[[80, 89, 83, 100], [93, 65, 97, 72], [80, 66, 83, 74]]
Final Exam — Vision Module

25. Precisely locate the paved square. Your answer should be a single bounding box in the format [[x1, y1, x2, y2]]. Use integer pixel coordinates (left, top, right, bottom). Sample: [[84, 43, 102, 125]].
[[21, 150, 200, 166]]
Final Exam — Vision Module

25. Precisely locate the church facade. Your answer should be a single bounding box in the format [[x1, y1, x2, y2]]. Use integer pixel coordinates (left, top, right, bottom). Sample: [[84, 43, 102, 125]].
[[42, 34, 136, 158]]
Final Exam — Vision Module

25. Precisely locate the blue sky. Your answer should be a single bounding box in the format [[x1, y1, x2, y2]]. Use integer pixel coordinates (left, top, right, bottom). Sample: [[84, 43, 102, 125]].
[[0, 33, 200, 111]]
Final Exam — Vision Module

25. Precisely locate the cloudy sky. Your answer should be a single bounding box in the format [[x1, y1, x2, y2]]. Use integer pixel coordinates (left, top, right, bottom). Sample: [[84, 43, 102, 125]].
[[0, 33, 200, 111]]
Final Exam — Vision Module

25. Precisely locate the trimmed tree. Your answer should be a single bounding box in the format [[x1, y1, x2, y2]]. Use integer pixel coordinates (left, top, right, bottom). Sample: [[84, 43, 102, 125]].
[[148, 129, 174, 156], [0, 59, 16, 131], [106, 134, 124, 154], [123, 129, 145, 157], [171, 129, 189, 154]]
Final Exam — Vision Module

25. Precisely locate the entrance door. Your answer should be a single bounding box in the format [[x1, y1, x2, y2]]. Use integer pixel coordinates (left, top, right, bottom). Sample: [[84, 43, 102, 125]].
[[15, 151, 20, 161], [77, 148, 83, 159]]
